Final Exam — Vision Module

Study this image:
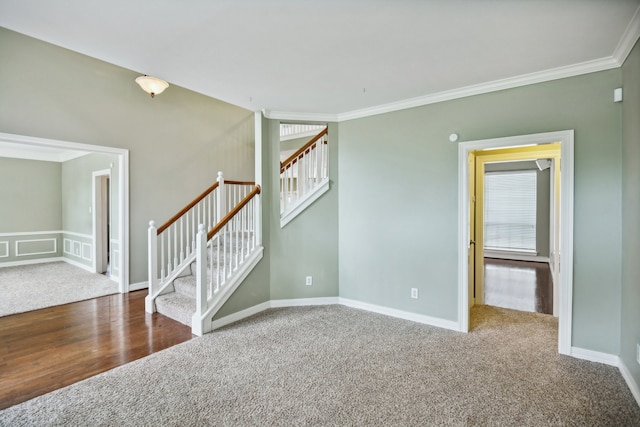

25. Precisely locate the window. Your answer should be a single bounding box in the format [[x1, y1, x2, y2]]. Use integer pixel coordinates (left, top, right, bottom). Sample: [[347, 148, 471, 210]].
[[484, 170, 537, 252]]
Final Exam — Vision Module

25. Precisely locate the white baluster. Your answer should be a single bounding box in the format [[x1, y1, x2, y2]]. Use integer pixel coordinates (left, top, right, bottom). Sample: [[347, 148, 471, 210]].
[[147, 221, 158, 313], [179, 217, 184, 263], [217, 171, 226, 221], [192, 224, 207, 336]]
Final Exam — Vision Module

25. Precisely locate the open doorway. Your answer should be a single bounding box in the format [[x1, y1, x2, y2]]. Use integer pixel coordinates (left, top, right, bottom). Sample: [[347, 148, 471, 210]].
[[470, 144, 560, 316], [458, 130, 574, 355], [93, 170, 111, 276]]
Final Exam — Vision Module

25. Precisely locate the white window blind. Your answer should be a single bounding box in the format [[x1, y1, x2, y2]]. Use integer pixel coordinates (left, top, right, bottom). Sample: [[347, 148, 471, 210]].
[[484, 170, 537, 252]]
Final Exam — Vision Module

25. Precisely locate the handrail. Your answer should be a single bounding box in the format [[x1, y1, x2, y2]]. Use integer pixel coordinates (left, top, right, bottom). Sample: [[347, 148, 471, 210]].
[[157, 181, 219, 235], [280, 127, 328, 173], [156, 180, 256, 235], [208, 185, 261, 240]]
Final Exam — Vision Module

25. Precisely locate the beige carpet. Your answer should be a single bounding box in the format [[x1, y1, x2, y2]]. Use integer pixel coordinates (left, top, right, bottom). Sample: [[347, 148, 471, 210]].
[[1, 304, 638, 426], [0, 261, 119, 317]]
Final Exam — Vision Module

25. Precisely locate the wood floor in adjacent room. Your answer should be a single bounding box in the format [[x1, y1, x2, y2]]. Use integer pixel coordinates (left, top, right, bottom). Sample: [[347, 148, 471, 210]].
[[0, 290, 193, 410], [484, 258, 553, 315]]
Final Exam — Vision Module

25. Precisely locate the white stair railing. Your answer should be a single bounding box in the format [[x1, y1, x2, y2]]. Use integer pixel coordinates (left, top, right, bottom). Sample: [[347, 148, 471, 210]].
[[146, 172, 254, 313], [280, 127, 328, 216], [192, 185, 262, 335]]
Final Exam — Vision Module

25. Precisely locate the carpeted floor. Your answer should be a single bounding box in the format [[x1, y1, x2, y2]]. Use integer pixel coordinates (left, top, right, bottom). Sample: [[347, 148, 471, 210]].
[[1, 304, 638, 426], [0, 262, 119, 317]]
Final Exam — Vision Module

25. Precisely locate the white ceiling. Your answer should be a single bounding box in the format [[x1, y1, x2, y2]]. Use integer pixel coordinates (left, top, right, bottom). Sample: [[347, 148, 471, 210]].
[[1, 0, 639, 121]]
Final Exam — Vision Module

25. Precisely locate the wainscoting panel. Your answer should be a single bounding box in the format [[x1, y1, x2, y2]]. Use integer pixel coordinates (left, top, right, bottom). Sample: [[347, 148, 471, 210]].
[[0, 232, 62, 265]]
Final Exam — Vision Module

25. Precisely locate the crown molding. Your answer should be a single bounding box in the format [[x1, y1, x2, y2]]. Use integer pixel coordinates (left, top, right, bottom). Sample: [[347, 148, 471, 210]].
[[263, 56, 620, 123], [263, 7, 639, 125], [613, 5, 640, 65], [338, 56, 620, 122], [262, 109, 338, 123]]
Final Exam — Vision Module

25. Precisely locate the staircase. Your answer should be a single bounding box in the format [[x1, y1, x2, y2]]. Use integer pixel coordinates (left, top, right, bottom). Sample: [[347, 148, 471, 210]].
[[146, 172, 263, 336], [154, 230, 255, 327], [280, 126, 330, 227]]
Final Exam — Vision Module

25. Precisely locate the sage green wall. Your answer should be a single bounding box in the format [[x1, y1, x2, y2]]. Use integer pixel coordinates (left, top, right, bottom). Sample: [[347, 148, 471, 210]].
[[484, 161, 550, 258], [0, 157, 61, 232], [62, 153, 119, 235], [270, 121, 339, 300], [214, 115, 272, 319], [339, 69, 622, 353], [0, 28, 254, 284], [61, 152, 119, 267], [620, 40, 640, 386], [0, 157, 62, 263]]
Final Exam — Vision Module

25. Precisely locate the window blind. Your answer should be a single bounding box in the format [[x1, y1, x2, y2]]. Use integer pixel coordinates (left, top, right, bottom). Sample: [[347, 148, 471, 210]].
[[484, 170, 537, 252]]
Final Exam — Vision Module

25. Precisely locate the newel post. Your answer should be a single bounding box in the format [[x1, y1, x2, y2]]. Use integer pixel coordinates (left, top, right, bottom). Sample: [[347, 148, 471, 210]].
[[192, 224, 207, 336], [216, 171, 226, 222], [146, 220, 158, 313]]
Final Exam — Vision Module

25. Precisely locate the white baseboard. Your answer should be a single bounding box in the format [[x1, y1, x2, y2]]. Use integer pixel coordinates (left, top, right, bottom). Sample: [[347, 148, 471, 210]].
[[211, 301, 272, 330], [0, 257, 64, 268], [62, 257, 95, 273], [339, 297, 460, 332], [129, 281, 149, 292], [271, 297, 339, 307], [570, 346, 619, 366], [210, 296, 460, 334], [619, 359, 640, 407]]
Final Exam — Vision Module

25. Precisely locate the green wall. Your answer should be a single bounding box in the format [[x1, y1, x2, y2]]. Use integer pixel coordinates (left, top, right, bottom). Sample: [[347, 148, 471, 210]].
[[620, 40, 640, 388], [270, 121, 339, 300], [61, 153, 119, 235], [0, 28, 255, 284], [0, 157, 61, 233], [339, 69, 623, 353], [0, 157, 62, 263]]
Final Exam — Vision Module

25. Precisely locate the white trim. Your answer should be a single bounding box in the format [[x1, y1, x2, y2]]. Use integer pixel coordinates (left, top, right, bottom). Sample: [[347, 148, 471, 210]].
[[266, 55, 628, 123], [82, 243, 93, 261], [0, 133, 130, 294], [72, 241, 81, 257], [112, 249, 120, 272], [619, 359, 640, 407], [211, 301, 272, 330], [263, 109, 339, 123], [613, 5, 640, 66], [570, 347, 619, 366], [0, 230, 62, 237], [271, 297, 340, 308], [63, 238, 72, 254], [63, 230, 93, 239], [339, 297, 460, 331], [458, 130, 574, 353], [0, 257, 64, 268], [15, 238, 57, 256], [129, 281, 148, 291], [280, 179, 330, 228], [62, 257, 94, 273], [0, 241, 8, 258]]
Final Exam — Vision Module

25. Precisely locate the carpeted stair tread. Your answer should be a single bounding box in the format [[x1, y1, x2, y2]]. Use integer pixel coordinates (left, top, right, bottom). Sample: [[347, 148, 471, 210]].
[[155, 292, 195, 327]]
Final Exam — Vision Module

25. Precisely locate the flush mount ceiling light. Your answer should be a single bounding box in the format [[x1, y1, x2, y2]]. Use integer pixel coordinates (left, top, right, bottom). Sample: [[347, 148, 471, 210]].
[[135, 75, 169, 98]]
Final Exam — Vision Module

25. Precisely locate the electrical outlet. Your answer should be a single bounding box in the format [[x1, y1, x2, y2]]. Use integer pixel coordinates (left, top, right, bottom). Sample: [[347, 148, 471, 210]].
[[305, 276, 313, 286], [411, 288, 418, 299]]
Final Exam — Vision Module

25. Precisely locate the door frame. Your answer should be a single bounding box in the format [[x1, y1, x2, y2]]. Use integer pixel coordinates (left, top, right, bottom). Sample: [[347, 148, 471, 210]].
[[0, 132, 130, 293], [457, 130, 574, 355], [93, 169, 111, 276]]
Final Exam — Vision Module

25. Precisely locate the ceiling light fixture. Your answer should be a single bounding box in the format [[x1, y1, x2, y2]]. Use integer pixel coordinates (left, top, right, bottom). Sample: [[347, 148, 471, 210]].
[[135, 75, 169, 98]]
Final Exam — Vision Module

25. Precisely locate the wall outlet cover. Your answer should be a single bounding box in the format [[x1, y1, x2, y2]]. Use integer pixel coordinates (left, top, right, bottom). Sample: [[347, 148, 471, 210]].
[[411, 288, 418, 299], [305, 276, 313, 286]]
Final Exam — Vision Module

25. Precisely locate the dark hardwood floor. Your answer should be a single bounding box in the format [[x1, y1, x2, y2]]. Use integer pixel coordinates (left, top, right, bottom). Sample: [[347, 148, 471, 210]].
[[0, 290, 193, 410], [484, 258, 553, 315]]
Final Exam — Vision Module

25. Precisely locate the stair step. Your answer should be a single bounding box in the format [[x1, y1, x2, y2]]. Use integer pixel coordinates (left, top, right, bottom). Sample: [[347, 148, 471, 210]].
[[155, 292, 196, 327]]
